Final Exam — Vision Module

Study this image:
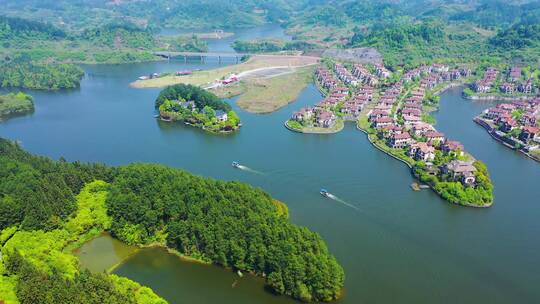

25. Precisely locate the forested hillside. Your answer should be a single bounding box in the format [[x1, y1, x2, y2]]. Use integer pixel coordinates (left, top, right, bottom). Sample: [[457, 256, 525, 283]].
[[4, 0, 540, 68], [0, 138, 344, 303]]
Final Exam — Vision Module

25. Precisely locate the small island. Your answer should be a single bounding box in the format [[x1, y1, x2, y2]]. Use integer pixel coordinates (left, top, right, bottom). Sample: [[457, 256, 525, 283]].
[[155, 84, 241, 133], [0, 92, 35, 121]]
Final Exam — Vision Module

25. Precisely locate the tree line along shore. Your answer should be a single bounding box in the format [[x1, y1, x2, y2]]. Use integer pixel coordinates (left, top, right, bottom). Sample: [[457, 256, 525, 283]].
[[0, 138, 344, 304], [0, 92, 34, 121]]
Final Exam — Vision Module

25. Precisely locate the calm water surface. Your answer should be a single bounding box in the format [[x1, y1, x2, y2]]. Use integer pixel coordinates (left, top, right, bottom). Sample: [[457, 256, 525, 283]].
[[2, 26, 540, 304]]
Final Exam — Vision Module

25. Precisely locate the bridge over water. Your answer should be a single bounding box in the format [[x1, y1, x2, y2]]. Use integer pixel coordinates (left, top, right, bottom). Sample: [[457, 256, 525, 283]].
[[154, 51, 251, 63]]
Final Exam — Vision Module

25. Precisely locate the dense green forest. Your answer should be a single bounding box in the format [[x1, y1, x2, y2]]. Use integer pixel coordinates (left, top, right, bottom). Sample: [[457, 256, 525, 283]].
[[107, 164, 344, 301], [0, 92, 34, 120], [155, 84, 232, 112], [0, 138, 344, 302], [0, 15, 203, 64], [232, 39, 315, 53], [0, 62, 84, 90], [4, 1, 540, 68], [490, 22, 540, 49], [80, 23, 157, 50], [1, 0, 308, 30]]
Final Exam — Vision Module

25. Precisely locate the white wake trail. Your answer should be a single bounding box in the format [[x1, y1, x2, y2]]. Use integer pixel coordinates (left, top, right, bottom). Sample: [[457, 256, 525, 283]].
[[327, 194, 360, 211], [237, 165, 264, 175]]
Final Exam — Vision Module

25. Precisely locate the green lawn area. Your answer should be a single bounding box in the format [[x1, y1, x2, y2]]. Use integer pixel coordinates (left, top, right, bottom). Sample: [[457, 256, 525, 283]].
[[131, 55, 319, 88], [287, 118, 344, 134], [530, 149, 540, 160], [235, 65, 315, 113]]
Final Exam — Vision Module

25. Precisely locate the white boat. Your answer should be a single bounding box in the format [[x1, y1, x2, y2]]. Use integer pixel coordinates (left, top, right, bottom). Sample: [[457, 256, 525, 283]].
[[320, 189, 330, 198]]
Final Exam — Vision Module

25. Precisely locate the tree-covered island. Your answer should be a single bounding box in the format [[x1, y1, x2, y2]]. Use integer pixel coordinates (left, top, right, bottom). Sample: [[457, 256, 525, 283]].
[[156, 84, 241, 133], [0, 137, 344, 303], [0, 92, 34, 121]]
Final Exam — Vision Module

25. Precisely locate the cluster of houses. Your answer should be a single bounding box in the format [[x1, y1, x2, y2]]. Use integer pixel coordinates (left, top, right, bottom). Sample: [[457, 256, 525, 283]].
[[481, 98, 540, 145], [291, 87, 352, 128], [403, 64, 471, 89], [316, 67, 339, 91], [473, 67, 499, 93], [334, 63, 359, 86], [352, 64, 379, 86], [368, 71, 476, 186], [339, 86, 373, 119], [331, 63, 384, 87], [375, 64, 391, 79], [499, 66, 535, 95]]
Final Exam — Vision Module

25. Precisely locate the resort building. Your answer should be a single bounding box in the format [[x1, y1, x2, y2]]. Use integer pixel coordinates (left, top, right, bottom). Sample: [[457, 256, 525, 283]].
[[441, 140, 464, 156], [519, 126, 539, 142], [500, 83, 515, 94], [292, 108, 314, 122], [317, 111, 336, 128], [441, 160, 477, 185], [409, 142, 435, 161], [424, 131, 445, 143], [389, 132, 412, 149], [215, 111, 228, 122]]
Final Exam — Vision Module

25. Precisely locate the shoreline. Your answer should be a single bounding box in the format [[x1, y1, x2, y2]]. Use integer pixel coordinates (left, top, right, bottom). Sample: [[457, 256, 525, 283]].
[[474, 117, 540, 163], [159, 116, 240, 134], [356, 114, 493, 209], [463, 93, 538, 101], [284, 119, 344, 134]]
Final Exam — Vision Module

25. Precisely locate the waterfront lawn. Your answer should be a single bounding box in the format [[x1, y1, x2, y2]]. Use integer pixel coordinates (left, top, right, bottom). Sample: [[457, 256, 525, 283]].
[[369, 134, 415, 166], [357, 115, 371, 131], [287, 118, 344, 134], [235, 65, 316, 113], [530, 149, 540, 160]]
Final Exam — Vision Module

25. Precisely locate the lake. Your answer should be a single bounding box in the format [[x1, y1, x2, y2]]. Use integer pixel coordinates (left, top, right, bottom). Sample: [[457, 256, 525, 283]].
[[1, 25, 540, 304]]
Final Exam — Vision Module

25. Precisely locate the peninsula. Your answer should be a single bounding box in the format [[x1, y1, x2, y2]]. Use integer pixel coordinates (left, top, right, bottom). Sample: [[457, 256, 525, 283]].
[[287, 60, 494, 207], [0, 138, 345, 303]]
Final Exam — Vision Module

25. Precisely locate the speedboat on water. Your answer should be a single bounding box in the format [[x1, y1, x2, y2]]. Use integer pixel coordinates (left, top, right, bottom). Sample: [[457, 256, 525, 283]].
[[320, 189, 330, 197], [232, 161, 240, 168]]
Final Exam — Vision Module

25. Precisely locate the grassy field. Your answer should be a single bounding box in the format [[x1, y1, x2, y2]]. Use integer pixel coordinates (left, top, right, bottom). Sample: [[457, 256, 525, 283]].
[[131, 55, 320, 88], [286, 118, 345, 134], [530, 149, 540, 160], [234, 65, 316, 113]]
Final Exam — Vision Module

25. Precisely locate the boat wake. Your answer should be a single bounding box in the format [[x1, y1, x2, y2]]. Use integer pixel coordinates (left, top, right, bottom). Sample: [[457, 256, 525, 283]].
[[236, 165, 264, 175], [326, 194, 360, 211]]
